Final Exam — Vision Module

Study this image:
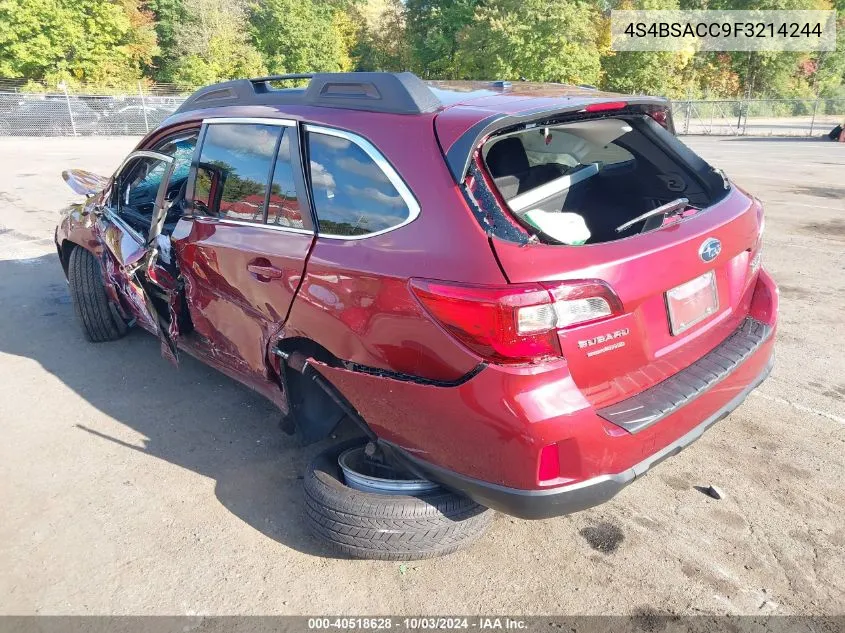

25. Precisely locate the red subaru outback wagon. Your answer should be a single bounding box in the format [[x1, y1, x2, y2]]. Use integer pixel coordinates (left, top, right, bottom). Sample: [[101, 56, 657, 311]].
[[56, 72, 777, 560]]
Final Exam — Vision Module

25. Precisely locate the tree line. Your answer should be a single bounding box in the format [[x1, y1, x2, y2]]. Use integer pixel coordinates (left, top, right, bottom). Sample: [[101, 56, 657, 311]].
[[1, 0, 843, 99]]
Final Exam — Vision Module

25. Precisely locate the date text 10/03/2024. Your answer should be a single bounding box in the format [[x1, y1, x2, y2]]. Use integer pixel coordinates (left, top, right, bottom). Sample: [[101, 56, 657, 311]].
[[307, 617, 529, 630]]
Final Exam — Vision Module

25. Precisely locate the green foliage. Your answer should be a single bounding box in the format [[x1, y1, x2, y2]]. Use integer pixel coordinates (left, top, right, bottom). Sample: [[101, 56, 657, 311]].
[[0, 0, 158, 87], [455, 0, 603, 84], [145, 0, 186, 81], [603, 52, 686, 96], [701, 0, 832, 97], [351, 0, 410, 71], [167, 0, 266, 87], [0, 0, 840, 99], [811, 30, 845, 96], [601, 0, 690, 97], [405, 0, 477, 78], [249, 0, 352, 74]]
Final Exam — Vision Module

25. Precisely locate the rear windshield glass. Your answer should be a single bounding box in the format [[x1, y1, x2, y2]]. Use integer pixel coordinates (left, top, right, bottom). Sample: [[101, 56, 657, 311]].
[[483, 115, 728, 245]]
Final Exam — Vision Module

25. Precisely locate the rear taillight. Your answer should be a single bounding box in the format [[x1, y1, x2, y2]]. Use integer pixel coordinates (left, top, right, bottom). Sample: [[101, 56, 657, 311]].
[[545, 281, 622, 328], [648, 108, 669, 128], [410, 279, 623, 365]]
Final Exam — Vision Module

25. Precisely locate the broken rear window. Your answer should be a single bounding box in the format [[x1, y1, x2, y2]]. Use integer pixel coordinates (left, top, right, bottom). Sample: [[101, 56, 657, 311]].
[[482, 116, 728, 245]]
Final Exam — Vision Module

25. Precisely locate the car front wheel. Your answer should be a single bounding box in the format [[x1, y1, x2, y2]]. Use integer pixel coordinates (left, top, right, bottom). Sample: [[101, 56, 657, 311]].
[[67, 247, 129, 342], [304, 439, 494, 560]]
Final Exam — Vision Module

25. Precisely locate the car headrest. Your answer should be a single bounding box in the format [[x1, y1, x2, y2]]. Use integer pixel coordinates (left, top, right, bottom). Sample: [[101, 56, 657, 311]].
[[486, 137, 530, 178]]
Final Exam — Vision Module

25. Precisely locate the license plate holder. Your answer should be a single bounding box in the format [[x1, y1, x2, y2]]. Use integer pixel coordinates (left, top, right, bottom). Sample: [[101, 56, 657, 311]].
[[666, 271, 718, 335]]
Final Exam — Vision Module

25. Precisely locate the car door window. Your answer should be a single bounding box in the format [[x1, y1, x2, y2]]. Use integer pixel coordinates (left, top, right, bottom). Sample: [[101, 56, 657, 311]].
[[115, 156, 171, 232], [305, 128, 418, 237], [266, 130, 304, 229], [152, 132, 199, 222], [193, 123, 282, 223], [155, 133, 198, 192]]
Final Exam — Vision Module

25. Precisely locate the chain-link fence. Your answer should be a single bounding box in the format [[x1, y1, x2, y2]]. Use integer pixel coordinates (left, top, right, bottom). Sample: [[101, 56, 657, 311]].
[[0, 90, 185, 137], [1, 85, 843, 137], [673, 98, 845, 136]]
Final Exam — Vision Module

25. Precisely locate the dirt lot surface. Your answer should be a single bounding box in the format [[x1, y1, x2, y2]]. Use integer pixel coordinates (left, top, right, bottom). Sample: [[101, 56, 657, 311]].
[[0, 136, 843, 616]]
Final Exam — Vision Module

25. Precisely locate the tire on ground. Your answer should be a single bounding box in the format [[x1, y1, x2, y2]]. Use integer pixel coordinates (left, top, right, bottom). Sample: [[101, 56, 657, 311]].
[[304, 439, 494, 560], [67, 246, 129, 342]]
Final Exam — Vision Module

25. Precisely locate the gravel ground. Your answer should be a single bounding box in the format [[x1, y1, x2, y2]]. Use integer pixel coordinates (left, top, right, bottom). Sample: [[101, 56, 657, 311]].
[[0, 136, 843, 616]]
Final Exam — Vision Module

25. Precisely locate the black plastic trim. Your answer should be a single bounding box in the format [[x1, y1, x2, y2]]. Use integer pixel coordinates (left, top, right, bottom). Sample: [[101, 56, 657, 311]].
[[251, 73, 314, 83], [343, 360, 486, 388], [597, 317, 773, 434], [382, 355, 773, 519], [174, 72, 442, 117], [441, 113, 506, 182], [274, 346, 486, 388]]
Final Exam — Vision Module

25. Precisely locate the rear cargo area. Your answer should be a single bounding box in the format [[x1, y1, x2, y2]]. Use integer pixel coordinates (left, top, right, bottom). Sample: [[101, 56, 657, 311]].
[[482, 113, 730, 245]]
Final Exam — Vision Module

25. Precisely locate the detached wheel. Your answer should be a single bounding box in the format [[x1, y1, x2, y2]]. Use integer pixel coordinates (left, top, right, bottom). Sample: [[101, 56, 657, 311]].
[[68, 247, 129, 342], [304, 440, 493, 560]]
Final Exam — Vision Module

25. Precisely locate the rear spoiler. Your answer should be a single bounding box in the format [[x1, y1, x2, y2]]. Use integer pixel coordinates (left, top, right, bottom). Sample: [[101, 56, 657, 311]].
[[441, 96, 672, 184]]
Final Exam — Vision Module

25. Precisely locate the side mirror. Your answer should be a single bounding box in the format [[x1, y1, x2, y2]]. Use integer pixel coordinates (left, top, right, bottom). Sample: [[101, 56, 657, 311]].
[[81, 201, 105, 218]]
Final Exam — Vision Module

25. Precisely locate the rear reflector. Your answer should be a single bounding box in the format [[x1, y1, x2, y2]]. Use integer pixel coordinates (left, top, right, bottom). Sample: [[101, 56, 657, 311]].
[[538, 444, 561, 482], [410, 279, 622, 364], [583, 101, 628, 113]]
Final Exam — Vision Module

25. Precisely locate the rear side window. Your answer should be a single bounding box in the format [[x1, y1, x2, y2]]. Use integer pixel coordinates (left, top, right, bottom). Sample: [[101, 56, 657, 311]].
[[305, 128, 417, 237], [194, 123, 281, 223]]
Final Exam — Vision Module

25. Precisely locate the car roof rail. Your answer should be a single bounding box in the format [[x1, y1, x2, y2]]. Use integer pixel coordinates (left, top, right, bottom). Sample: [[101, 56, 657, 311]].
[[173, 72, 443, 117], [249, 73, 315, 83]]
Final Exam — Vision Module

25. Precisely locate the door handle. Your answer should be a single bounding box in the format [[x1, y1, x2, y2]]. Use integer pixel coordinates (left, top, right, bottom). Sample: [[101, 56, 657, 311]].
[[247, 262, 283, 280]]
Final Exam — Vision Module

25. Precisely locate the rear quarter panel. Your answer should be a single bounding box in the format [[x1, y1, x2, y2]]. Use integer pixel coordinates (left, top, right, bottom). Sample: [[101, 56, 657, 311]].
[[280, 109, 507, 381]]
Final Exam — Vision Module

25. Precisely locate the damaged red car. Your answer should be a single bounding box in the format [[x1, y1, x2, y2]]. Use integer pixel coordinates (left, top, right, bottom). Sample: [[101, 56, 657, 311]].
[[56, 72, 777, 560]]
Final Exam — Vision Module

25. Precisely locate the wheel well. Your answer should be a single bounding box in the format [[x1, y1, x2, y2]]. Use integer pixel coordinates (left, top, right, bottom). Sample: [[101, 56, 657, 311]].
[[275, 337, 377, 445], [58, 240, 76, 276]]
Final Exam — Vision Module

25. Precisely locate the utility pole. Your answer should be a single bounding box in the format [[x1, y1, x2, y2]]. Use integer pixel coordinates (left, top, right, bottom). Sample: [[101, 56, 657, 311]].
[[138, 81, 149, 133], [58, 81, 76, 136]]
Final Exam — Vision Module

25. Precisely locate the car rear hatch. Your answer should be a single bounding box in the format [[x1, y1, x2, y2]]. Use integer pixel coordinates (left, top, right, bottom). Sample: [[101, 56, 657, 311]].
[[492, 187, 764, 410], [438, 100, 765, 411]]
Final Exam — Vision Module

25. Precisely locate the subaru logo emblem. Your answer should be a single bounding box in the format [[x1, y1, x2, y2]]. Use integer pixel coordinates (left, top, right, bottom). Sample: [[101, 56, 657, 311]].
[[699, 238, 721, 263]]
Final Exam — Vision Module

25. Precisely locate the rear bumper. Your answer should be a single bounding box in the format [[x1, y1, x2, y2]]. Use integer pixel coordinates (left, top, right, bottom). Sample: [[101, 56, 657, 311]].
[[316, 268, 778, 519], [386, 354, 772, 519]]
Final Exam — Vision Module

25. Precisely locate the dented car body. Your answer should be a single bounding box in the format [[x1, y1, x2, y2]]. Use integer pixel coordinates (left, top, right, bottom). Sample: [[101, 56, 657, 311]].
[[55, 72, 777, 519]]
